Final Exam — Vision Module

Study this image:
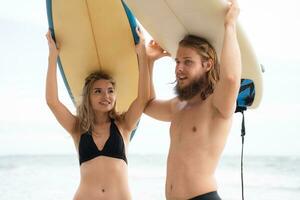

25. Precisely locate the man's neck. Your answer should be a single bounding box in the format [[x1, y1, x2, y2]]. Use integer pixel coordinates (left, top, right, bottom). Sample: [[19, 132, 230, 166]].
[[185, 94, 205, 108]]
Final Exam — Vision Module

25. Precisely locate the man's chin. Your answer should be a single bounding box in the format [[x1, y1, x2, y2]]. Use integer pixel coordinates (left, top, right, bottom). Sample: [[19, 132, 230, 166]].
[[175, 77, 206, 101], [178, 93, 198, 101], [178, 81, 188, 89]]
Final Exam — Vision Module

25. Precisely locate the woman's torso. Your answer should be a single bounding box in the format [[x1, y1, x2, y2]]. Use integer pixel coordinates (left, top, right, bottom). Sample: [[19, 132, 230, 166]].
[[72, 120, 131, 200]]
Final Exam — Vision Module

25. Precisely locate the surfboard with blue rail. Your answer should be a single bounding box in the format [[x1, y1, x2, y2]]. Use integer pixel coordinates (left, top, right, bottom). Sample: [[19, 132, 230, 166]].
[[46, 0, 139, 112]]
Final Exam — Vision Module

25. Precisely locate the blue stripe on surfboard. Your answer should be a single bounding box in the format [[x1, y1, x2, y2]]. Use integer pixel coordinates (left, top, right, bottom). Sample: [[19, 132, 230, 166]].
[[121, 0, 139, 44], [46, 0, 76, 106], [121, 0, 139, 140]]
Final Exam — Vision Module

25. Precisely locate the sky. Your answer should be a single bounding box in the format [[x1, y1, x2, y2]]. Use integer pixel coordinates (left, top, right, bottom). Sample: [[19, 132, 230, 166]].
[[0, 0, 300, 157]]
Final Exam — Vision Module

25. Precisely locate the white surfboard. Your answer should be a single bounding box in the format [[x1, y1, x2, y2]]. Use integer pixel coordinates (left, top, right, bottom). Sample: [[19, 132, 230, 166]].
[[124, 0, 263, 109]]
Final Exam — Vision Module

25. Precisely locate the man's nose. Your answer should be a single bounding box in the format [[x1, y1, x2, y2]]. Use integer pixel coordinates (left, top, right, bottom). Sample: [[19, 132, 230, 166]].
[[176, 64, 184, 73]]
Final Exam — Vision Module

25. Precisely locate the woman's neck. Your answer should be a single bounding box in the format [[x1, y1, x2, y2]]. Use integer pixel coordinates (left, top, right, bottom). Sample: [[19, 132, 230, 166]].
[[94, 111, 110, 125]]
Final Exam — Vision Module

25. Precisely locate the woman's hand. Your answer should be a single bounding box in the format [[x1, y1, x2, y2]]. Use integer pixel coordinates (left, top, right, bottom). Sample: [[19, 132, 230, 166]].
[[135, 27, 146, 55], [46, 30, 59, 60]]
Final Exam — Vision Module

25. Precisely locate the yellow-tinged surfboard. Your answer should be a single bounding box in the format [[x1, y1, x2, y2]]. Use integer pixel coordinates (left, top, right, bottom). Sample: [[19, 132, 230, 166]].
[[46, 0, 139, 112]]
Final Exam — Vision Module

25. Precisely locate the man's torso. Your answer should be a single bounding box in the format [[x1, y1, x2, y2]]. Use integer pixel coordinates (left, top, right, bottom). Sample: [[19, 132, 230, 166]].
[[166, 96, 232, 199]]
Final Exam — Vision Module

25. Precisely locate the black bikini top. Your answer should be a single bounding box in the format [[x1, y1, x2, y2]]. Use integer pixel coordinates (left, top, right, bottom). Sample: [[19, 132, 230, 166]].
[[78, 120, 127, 165]]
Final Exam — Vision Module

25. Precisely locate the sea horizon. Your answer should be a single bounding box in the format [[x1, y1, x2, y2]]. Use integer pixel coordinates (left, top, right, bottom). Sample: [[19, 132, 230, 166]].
[[1, 154, 299, 200]]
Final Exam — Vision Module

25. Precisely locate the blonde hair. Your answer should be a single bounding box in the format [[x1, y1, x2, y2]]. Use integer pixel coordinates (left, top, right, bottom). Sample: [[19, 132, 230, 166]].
[[76, 71, 124, 133], [179, 35, 220, 100]]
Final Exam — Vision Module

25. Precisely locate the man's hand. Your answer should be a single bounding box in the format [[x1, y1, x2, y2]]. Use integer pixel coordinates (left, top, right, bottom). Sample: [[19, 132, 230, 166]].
[[146, 40, 170, 63], [225, 0, 240, 27]]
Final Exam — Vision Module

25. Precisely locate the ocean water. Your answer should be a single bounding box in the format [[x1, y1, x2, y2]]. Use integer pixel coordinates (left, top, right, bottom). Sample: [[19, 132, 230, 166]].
[[0, 154, 299, 200]]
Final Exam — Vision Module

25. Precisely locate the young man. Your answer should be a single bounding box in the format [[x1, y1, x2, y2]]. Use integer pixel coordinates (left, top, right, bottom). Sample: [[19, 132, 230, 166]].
[[144, 0, 241, 199]]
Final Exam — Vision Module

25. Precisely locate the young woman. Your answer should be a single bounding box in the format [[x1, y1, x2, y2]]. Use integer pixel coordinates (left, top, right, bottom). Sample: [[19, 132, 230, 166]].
[[45, 28, 149, 200]]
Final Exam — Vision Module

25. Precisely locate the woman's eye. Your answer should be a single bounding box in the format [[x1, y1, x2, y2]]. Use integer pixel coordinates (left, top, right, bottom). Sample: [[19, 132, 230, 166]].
[[109, 89, 114, 93], [94, 89, 101, 94]]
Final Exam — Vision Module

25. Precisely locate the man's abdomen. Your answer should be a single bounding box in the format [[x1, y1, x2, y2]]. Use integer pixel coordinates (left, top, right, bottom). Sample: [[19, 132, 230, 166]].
[[166, 146, 218, 199]]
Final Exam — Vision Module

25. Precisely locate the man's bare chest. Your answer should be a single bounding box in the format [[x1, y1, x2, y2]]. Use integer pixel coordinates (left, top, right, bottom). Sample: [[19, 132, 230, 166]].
[[170, 105, 213, 140]]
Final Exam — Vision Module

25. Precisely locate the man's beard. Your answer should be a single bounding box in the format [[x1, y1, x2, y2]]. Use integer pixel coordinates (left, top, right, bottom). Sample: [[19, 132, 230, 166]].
[[175, 75, 209, 101]]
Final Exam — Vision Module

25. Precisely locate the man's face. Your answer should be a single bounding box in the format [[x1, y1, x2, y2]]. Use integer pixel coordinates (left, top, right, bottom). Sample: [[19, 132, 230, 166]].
[[175, 46, 206, 89], [174, 46, 209, 100]]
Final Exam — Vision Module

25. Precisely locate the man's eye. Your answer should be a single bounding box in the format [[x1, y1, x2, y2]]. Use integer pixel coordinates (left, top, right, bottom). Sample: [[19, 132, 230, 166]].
[[184, 60, 192, 65], [109, 89, 114, 93]]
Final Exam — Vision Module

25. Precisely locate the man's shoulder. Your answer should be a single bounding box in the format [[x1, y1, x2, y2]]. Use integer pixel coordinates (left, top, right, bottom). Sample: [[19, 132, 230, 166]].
[[170, 97, 186, 112], [187, 95, 218, 114]]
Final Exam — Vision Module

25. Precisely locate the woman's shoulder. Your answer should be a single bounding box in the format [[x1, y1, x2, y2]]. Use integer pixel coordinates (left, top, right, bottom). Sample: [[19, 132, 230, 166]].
[[113, 118, 130, 142], [69, 119, 85, 142]]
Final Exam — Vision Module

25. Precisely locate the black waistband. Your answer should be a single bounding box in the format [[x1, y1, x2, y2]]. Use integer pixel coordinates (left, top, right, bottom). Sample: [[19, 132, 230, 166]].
[[189, 191, 221, 200]]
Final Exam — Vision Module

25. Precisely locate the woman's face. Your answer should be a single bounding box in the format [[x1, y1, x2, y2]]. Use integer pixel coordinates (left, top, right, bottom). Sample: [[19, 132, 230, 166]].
[[89, 79, 116, 113]]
